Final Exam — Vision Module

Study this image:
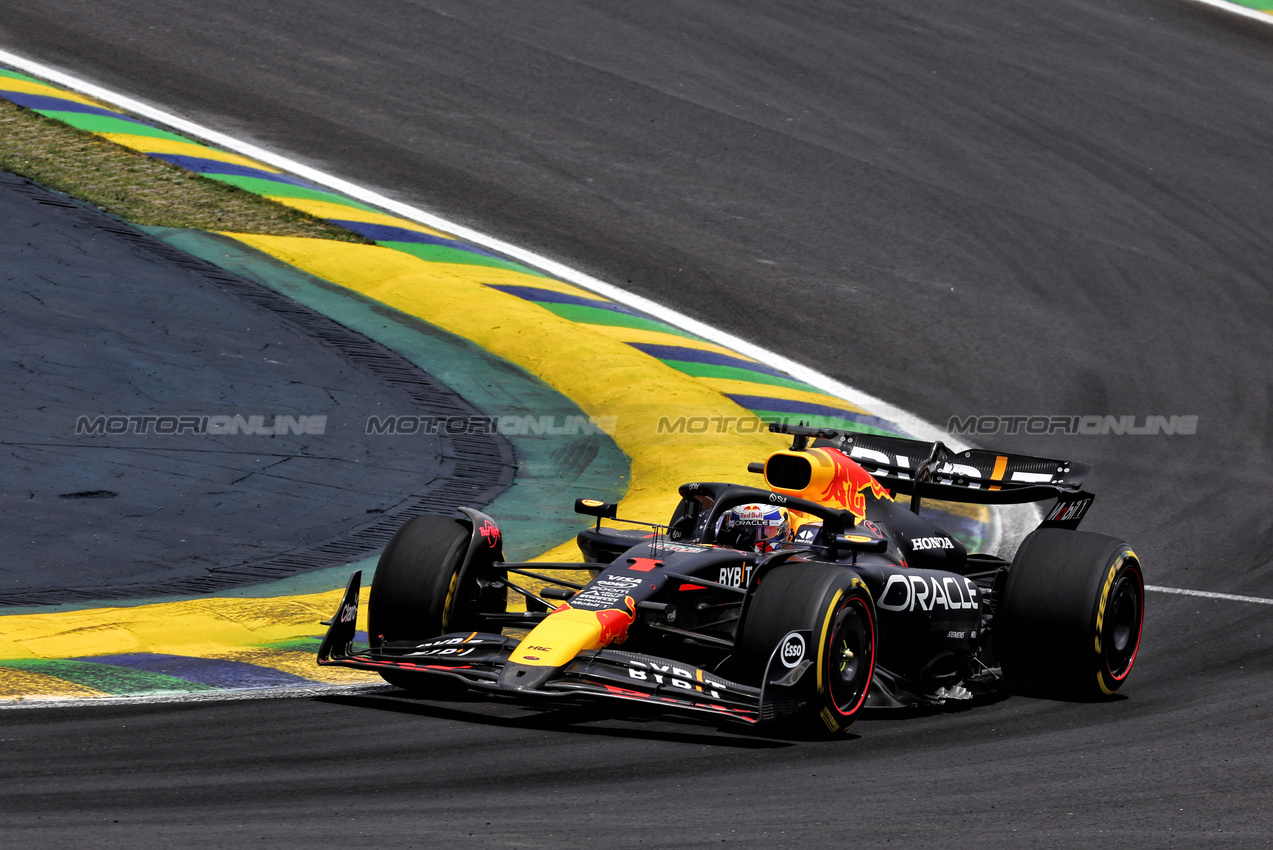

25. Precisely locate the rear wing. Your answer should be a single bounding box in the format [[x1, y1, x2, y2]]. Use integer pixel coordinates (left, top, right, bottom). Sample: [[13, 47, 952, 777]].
[[769, 424, 1095, 529]]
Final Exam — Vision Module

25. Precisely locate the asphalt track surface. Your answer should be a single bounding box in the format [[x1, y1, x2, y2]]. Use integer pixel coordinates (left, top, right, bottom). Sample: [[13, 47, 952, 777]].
[[2, 0, 1272, 846], [0, 170, 513, 606]]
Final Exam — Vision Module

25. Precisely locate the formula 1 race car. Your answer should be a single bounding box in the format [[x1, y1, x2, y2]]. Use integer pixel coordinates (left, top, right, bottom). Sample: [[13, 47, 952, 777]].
[[318, 423, 1144, 736]]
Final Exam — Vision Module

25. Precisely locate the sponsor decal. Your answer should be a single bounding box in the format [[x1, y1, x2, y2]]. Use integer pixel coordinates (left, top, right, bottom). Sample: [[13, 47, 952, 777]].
[[1047, 498, 1092, 524], [819, 449, 892, 518], [479, 519, 501, 548], [877, 573, 980, 613], [847, 446, 985, 487], [570, 573, 645, 609], [910, 536, 954, 551], [595, 597, 638, 646], [406, 635, 485, 659], [768, 493, 788, 505], [406, 646, 480, 658], [580, 499, 604, 508], [779, 632, 806, 668], [1094, 557, 1122, 653], [794, 523, 822, 543], [626, 659, 728, 698], [339, 602, 357, 624], [718, 563, 751, 588]]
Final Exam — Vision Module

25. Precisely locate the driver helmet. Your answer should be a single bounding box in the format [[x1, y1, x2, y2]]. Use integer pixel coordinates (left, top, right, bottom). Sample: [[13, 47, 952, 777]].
[[717, 503, 789, 553]]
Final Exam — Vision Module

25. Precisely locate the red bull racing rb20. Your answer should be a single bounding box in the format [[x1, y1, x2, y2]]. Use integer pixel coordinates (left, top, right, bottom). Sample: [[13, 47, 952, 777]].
[[318, 424, 1144, 736]]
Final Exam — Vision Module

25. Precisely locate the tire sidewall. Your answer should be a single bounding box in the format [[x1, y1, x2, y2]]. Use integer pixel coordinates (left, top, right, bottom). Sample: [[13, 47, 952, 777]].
[[368, 515, 471, 645], [999, 528, 1144, 698], [1093, 553, 1144, 694]]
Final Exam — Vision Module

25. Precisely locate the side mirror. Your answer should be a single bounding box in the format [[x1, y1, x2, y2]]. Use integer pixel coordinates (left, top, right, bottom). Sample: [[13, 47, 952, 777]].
[[574, 498, 618, 519], [832, 533, 888, 554]]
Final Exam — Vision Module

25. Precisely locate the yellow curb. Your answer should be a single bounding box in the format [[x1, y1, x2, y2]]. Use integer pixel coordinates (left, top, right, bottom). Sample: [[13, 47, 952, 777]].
[[96, 134, 280, 170], [270, 198, 453, 236], [0, 588, 365, 661], [0, 78, 107, 108], [0, 666, 106, 700]]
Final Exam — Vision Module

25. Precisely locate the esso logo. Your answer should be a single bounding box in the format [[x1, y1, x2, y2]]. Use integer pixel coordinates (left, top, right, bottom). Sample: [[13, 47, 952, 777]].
[[780, 632, 806, 668]]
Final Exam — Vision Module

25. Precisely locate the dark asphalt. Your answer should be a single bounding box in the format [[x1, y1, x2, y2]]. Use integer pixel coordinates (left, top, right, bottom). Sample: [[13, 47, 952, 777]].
[[1, 0, 1271, 846], [0, 170, 511, 605]]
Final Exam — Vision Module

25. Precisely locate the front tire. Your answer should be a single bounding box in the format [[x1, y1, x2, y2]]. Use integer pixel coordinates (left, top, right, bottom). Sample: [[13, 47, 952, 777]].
[[996, 528, 1144, 699], [737, 563, 877, 736], [368, 514, 506, 694]]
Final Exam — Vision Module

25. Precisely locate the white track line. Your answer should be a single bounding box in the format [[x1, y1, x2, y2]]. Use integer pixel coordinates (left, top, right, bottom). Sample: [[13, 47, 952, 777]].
[[1146, 585, 1273, 605], [0, 47, 948, 445], [1184, 0, 1273, 27]]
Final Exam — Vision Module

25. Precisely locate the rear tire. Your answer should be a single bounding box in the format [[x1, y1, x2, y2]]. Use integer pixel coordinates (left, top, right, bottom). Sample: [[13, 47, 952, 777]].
[[738, 563, 877, 736], [368, 514, 506, 694], [996, 528, 1144, 699]]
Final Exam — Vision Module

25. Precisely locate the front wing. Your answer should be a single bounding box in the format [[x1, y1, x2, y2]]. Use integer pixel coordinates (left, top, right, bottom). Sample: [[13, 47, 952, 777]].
[[318, 571, 811, 727]]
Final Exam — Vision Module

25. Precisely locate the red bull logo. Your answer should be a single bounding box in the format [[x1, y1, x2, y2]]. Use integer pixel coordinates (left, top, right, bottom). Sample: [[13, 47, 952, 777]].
[[594, 596, 637, 646], [819, 448, 891, 518]]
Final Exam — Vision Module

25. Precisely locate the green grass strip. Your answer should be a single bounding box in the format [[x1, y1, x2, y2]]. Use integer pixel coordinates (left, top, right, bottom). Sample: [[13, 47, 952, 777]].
[[381, 240, 547, 276], [0, 96, 365, 240], [0, 659, 215, 695]]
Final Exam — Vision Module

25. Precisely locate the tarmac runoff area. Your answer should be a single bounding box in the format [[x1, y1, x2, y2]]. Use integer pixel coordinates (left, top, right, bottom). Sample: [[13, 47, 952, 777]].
[[0, 64, 992, 702]]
